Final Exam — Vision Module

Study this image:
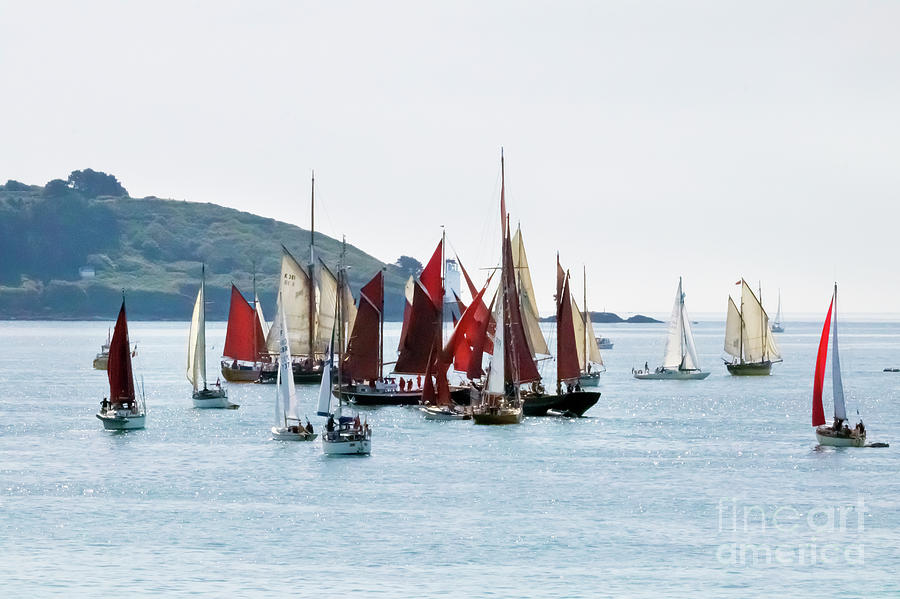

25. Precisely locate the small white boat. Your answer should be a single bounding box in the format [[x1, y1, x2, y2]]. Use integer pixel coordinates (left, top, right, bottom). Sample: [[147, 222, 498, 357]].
[[188, 265, 238, 409], [636, 277, 710, 381], [770, 289, 785, 333], [271, 294, 317, 441], [596, 336, 614, 350], [97, 298, 147, 431], [812, 283, 867, 447]]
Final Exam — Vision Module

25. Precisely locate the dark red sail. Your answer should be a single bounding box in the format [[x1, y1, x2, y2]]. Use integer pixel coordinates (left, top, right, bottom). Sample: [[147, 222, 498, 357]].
[[556, 272, 581, 382], [502, 230, 540, 384], [812, 295, 833, 427], [420, 240, 444, 308], [394, 280, 441, 374], [445, 282, 491, 378], [343, 271, 384, 382], [223, 285, 266, 362], [107, 300, 135, 407]]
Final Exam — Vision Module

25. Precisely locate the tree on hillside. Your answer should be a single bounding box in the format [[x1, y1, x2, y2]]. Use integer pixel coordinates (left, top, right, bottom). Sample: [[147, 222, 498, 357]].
[[42, 179, 72, 198], [394, 255, 423, 277], [3, 180, 31, 191], [67, 169, 128, 198]]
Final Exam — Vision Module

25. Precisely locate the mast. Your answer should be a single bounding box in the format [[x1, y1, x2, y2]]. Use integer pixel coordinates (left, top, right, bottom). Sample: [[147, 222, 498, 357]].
[[379, 268, 385, 379], [759, 282, 767, 362], [308, 171, 316, 359], [337, 237, 345, 407], [679, 277, 687, 369], [583, 266, 588, 373], [739, 279, 745, 364], [201, 263, 206, 390], [252, 261, 257, 366]]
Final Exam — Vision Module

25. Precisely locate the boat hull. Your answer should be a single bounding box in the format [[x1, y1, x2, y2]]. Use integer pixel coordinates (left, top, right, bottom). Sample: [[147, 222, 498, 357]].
[[578, 372, 602, 387], [634, 370, 710, 380], [770, 324, 784, 333], [92, 356, 108, 370], [192, 389, 238, 409], [421, 405, 471, 420], [726, 361, 773, 376], [472, 408, 523, 425], [258, 366, 323, 385], [337, 385, 422, 406], [816, 427, 866, 447], [271, 426, 318, 441], [96, 412, 145, 430], [522, 391, 600, 417], [322, 434, 371, 455], [220, 362, 261, 382]]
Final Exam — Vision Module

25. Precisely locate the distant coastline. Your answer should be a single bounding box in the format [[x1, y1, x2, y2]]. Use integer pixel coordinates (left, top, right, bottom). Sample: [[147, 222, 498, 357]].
[[538, 311, 662, 324]]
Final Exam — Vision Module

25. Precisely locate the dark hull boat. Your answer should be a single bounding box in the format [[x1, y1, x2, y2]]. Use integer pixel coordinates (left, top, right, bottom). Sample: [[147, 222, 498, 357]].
[[725, 361, 773, 376], [522, 390, 600, 417], [258, 363, 324, 385], [336, 384, 421, 406], [724, 280, 782, 376]]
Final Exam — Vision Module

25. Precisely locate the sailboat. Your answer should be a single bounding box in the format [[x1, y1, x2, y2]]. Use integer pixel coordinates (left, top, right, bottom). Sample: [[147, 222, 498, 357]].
[[519, 257, 600, 417], [337, 270, 421, 405], [635, 277, 710, 380], [96, 297, 147, 430], [724, 279, 782, 375], [188, 265, 235, 408], [260, 173, 352, 384], [771, 290, 785, 333], [220, 280, 268, 382], [318, 241, 371, 454], [92, 329, 110, 370], [812, 283, 866, 447], [577, 266, 605, 387], [271, 292, 317, 441]]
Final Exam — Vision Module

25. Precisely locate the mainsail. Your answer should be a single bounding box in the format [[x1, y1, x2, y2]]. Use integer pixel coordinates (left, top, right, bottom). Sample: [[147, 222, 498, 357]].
[[223, 285, 267, 363], [275, 295, 300, 424], [832, 285, 846, 421], [725, 280, 782, 364], [556, 270, 581, 382], [662, 277, 701, 371], [724, 297, 742, 359], [343, 271, 384, 382], [187, 270, 206, 392], [512, 226, 550, 357], [812, 295, 833, 427], [501, 228, 541, 384], [395, 240, 443, 374], [108, 300, 135, 408]]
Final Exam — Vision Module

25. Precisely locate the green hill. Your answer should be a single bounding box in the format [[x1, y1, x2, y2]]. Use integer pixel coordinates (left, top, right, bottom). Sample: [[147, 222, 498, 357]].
[[0, 172, 410, 320]]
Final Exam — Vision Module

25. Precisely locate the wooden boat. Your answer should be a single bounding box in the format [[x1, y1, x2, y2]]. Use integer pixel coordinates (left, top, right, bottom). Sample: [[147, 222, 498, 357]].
[[188, 266, 236, 409], [724, 279, 782, 375], [271, 293, 317, 441], [812, 283, 866, 447], [319, 241, 371, 454], [92, 329, 110, 370], [636, 277, 710, 380], [96, 297, 147, 430], [220, 281, 268, 382], [260, 173, 355, 385]]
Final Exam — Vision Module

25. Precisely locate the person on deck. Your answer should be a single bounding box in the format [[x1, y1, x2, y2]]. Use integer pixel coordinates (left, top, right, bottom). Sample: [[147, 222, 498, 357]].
[[417, 374, 422, 389], [399, 378, 406, 392]]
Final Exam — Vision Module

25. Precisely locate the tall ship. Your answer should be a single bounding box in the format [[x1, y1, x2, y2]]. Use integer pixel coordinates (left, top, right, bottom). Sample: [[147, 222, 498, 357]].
[[724, 279, 782, 375]]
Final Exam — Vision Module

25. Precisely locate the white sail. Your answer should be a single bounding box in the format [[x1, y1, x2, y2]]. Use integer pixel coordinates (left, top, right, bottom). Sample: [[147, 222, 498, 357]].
[[485, 291, 505, 397], [275, 294, 300, 423], [740, 282, 771, 363], [255, 294, 268, 339], [315, 260, 339, 355], [724, 297, 742, 359], [511, 228, 550, 356], [681, 303, 700, 370], [187, 278, 205, 392], [774, 292, 783, 326], [340, 281, 357, 353], [662, 279, 685, 369], [316, 342, 334, 417], [585, 313, 604, 366], [266, 249, 313, 355], [832, 285, 846, 420], [570, 294, 587, 368]]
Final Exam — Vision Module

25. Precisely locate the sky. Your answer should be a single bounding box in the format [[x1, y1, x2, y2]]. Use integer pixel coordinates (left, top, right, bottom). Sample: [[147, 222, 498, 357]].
[[2, 0, 899, 317]]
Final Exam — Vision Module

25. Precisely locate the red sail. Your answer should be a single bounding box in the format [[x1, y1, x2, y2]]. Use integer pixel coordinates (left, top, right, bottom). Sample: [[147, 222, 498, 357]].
[[456, 254, 479, 299], [344, 271, 384, 382], [223, 285, 266, 362], [556, 272, 581, 382], [435, 355, 451, 406], [812, 296, 834, 427], [394, 280, 440, 374], [502, 230, 541, 384], [107, 300, 135, 407], [420, 240, 443, 308], [421, 352, 436, 404], [445, 283, 489, 376]]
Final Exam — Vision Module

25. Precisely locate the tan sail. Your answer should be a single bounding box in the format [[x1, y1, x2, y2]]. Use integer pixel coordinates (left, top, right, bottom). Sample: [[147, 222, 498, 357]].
[[511, 226, 550, 356], [724, 296, 742, 359], [315, 260, 339, 355], [266, 248, 313, 355], [585, 311, 604, 366], [740, 282, 772, 363], [340, 279, 357, 353]]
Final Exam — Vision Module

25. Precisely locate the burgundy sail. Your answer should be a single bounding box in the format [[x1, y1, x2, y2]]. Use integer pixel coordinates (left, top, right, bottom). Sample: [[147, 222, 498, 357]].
[[223, 285, 266, 362], [501, 229, 540, 384], [107, 300, 135, 408], [394, 280, 441, 374], [812, 296, 834, 427], [343, 271, 384, 382], [556, 272, 581, 382], [420, 240, 444, 308]]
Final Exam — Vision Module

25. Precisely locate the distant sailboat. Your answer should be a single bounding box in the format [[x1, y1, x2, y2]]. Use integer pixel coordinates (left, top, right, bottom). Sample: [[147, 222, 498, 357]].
[[220, 280, 268, 382], [812, 283, 867, 447], [188, 265, 235, 409], [724, 279, 782, 375], [96, 297, 146, 430], [92, 329, 111, 370], [577, 266, 605, 387], [635, 277, 710, 380], [771, 290, 784, 333], [319, 241, 372, 454], [271, 292, 317, 441]]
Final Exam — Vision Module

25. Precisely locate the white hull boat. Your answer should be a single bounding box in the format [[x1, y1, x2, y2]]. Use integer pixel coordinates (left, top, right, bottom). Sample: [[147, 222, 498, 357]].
[[271, 426, 318, 441], [96, 408, 145, 430], [634, 369, 710, 380], [192, 388, 237, 409], [815, 427, 865, 447], [421, 405, 470, 420], [578, 372, 602, 387], [322, 430, 372, 455]]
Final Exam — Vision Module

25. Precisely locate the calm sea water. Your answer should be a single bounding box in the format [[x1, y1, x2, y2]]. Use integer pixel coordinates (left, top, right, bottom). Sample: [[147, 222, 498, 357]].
[[1, 319, 898, 597]]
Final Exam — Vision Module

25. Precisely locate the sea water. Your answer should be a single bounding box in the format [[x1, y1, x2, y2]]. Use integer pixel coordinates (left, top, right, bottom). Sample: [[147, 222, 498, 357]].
[[1, 320, 898, 597]]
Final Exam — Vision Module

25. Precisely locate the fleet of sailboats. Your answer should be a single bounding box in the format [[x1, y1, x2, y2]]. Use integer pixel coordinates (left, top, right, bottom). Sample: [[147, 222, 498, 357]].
[[188, 265, 236, 408], [635, 277, 710, 380], [96, 297, 147, 430], [724, 279, 782, 375]]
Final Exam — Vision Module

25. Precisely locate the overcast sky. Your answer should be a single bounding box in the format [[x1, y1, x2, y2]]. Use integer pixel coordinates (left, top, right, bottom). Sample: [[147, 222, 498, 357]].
[[2, 1, 898, 316]]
